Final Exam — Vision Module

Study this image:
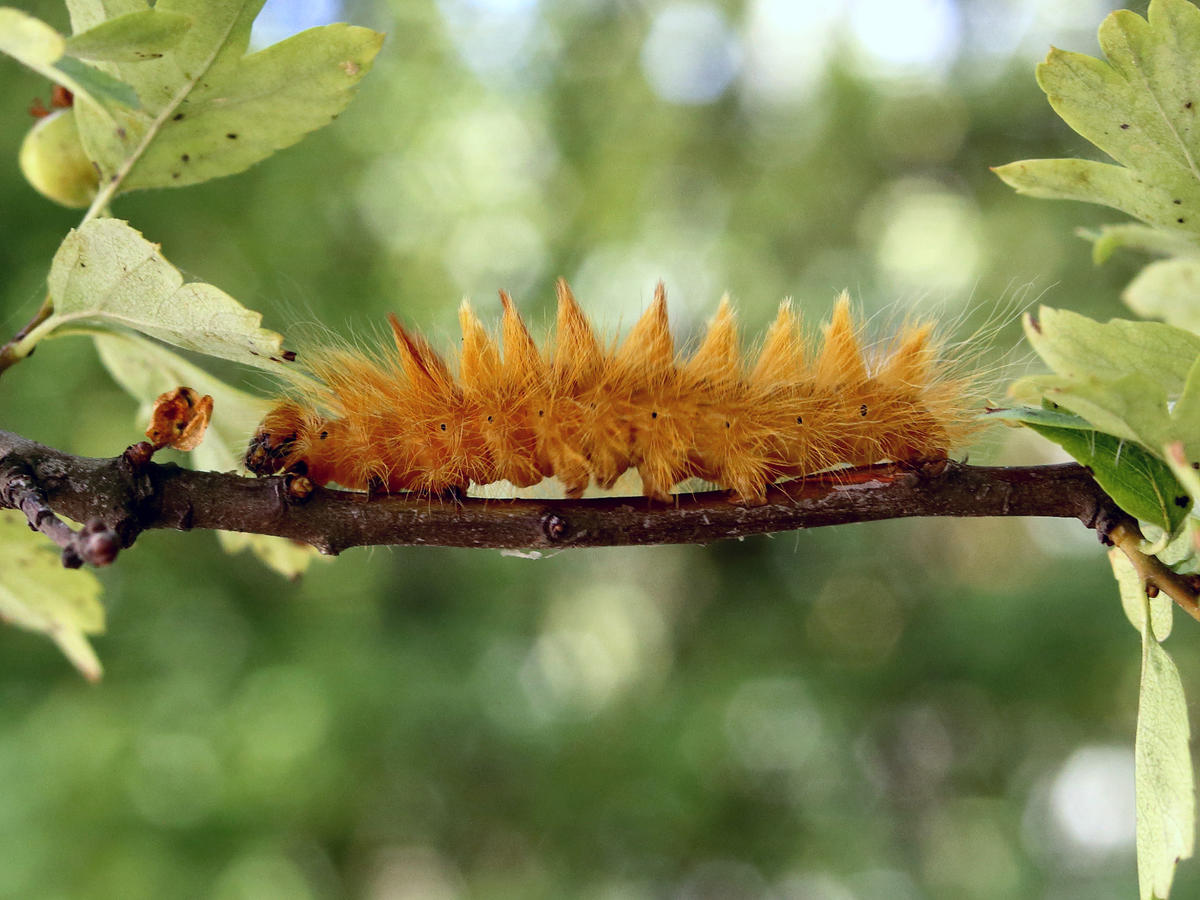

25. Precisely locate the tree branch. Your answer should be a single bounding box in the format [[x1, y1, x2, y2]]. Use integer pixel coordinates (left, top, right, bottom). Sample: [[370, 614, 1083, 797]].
[[0, 428, 1128, 561]]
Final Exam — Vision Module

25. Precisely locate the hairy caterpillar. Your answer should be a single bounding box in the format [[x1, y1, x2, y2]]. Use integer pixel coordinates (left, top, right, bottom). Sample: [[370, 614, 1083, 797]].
[[245, 281, 984, 505]]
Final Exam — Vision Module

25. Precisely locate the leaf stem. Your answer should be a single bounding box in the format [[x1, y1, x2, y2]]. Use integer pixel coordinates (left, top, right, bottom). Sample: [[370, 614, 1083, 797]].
[[0, 294, 54, 377]]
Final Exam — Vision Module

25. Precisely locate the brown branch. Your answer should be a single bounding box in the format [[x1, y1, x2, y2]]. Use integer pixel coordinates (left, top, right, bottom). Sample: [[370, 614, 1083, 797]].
[[0, 428, 1129, 563], [0, 450, 120, 567]]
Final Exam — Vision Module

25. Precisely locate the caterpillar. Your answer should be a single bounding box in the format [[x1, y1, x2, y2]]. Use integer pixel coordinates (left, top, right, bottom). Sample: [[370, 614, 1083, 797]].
[[244, 281, 984, 505]]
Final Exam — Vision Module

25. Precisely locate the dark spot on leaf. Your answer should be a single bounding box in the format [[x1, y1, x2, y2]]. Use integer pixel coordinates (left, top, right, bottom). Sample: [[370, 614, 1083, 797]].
[[1192, 461, 1199, 470], [651, 411, 658, 419], [319, 431, 328, 440], [1175, 495, 1190, 508], [725, 421, 731, 429], [439, 423, 447, 431], [172, 172, 180, 179], [487, 415, 493, 423], [860, 404, 868, 416], [796, 416, 803, 424], [538, 410, 544, 416], [172, 112, 184, 121], [181, 153, 189, 162], [1179, 218, 1186, 224], [1175, 199, 1183, 205], [248, 349, 260, 356], [1188, 101, 1194, 109], [117, 127, 126, 138], [1027, 312, 1041, 333], [1120, 123, 1129, 129], [226, 133, 238, 139], [282, 350, 297, 361]]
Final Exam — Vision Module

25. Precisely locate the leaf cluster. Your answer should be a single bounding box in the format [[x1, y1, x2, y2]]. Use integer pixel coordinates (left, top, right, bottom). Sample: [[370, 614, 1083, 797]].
[[0, 0, 382, 674], [995, 1, 1200, 895]]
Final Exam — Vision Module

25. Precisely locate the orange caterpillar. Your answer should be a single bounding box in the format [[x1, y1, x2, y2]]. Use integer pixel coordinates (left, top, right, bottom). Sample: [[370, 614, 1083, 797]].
[[245, 281, 983, 505]]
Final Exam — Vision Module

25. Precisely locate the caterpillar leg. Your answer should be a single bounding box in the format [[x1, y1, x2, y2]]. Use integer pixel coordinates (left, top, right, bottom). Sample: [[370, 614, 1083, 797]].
[[545, 440, 591, 498]]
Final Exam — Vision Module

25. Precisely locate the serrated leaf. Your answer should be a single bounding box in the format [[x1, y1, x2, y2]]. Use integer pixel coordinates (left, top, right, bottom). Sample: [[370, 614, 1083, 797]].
[[996, 0, 1200, 235], [1023, 420, 1191, 535], [1136, 617, 1194, 900], [1083, 223, 1200, 264], [65, 9, 191, 62], [1020, 309, 1200, 463], [0, 508, 105, 682], [1025, 306, 1200, 391], [0, 7, 137, 111], [1125, 257, 1200, 331], [993, 158, 1193, 233], [92, 330, 317, 577], [64, 0, 383, 193], [1110, 548, 1174, 639], [38, 218, 289, 370], [19, 108, 98, 208]]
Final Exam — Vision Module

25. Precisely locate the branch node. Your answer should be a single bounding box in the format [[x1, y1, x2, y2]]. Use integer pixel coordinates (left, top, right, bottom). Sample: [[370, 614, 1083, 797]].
[[541, 513, 570, 543]]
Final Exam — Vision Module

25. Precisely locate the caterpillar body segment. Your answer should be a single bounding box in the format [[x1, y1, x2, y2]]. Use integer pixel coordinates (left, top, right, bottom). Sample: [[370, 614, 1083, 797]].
[[246, 281, 981, 504]]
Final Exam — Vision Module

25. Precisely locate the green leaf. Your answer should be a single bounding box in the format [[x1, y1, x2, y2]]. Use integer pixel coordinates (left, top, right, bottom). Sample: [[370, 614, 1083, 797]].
[[0, 508, 105, 682], [1083, 223, 1200, 264], [19, 109, 99, 208], [1125, 257, 1200, 331], [0, 7, 138, 110], [992, 158, 1194, 233], [65, 9, 191, 62], [1022, 418, 1191, 535], [1135, 611, 1195, 900], [1110, 548, 1173, 639], [1025, 306, 1200, 392], [64, 0, 383, 193], [995, 0, 1200, 234], [34, 218, 290, 370], [92, 330, 317, 578]]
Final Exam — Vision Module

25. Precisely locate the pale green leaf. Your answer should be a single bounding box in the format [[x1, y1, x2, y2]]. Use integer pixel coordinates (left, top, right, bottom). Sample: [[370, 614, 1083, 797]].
[[1083, 223, 1200, 264], [0, 508, 105, 682], [65, 0, 383, 192], [92, 330, 317, 577], [1123, 256, 1200, 336], [1110, 548, 1173, 639], [0, 7, 136, 110], [19, 108, 98, 208], [65, 9, 191, 62], [1125, 257, 1200, 332], [1136, 617, 1195, 899], [36, 218, 290, 370], [1025, 306, 1200, 392], [992, 158, 1193, 232], [995, 0, 1200, 234]]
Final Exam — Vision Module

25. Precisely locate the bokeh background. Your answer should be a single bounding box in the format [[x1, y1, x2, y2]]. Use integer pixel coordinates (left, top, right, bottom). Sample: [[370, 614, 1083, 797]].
[[0, 0, 1195, 897]]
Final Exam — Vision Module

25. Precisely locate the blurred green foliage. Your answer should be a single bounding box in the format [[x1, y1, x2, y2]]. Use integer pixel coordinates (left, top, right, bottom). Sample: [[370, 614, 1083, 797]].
[[0, 0, 1196, 897]]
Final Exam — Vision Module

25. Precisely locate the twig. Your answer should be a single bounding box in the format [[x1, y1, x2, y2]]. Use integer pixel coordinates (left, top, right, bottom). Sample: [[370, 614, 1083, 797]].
[[1109, 518, 1200, 623], [0, 451, 119, 568], [0, 428, 1123, 564]]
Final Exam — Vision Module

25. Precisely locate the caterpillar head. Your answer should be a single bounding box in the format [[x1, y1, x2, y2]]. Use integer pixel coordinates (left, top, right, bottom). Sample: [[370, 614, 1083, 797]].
[[245, 401, 311, 476]]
